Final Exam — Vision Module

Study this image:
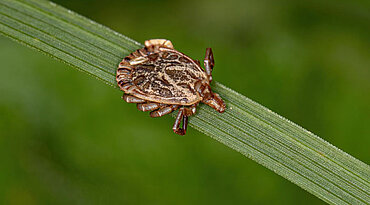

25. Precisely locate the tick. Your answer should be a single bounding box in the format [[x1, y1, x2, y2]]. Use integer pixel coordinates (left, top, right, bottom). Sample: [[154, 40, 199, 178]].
[[116, 39, 226, 135]]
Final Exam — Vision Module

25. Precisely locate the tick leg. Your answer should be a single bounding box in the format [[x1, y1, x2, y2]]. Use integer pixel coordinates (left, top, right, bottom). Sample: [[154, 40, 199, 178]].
[[122, 94, 146, 103], [189, 104, 197, 115], [195, 81, 226, 113], [182, 115, 189, 135], [172, 105, 196, 135], [145, 39, 174, 49], [137, 102, 160, 112], [173, 107, 187, 135], [150, 105, 179, 118], [202, 92, 226, 113], [204, 48, 214, 82]]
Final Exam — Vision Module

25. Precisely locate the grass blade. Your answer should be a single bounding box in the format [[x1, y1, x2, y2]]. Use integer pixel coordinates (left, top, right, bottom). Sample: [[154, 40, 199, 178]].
[[0, 0, 369, 204]]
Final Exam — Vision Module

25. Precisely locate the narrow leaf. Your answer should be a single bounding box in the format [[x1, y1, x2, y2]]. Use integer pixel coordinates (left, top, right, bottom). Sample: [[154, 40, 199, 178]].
[[0, 0, 369, 204]]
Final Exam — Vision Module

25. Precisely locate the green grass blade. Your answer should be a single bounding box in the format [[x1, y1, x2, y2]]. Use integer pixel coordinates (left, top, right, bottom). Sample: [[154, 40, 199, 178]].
[[0, 0, 369, 204]]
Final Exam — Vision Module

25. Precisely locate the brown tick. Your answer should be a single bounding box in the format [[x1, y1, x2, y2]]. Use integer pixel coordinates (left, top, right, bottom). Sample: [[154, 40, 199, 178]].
[[116, 39, 226, 135]]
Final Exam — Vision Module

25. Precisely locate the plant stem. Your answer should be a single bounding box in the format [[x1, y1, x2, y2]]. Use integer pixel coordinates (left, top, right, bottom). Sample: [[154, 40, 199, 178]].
[[0, 0, 369, 204]]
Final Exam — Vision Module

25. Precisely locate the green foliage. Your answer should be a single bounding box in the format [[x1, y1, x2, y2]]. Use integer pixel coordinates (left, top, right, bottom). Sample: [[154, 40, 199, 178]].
[[0, 0, 369, 204]]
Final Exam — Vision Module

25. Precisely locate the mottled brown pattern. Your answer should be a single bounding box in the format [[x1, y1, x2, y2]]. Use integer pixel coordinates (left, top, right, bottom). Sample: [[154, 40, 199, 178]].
[[116, 39, 226, 135], [119, 47, 206, 105], [165, 54, 179, 60], [179, 56, 191, 63], [132, 75, 145, 85]]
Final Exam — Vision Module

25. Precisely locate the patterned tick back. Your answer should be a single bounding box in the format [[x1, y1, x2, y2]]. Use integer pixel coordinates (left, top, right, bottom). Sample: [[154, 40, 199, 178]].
[[117, 43, 207, 105], [116, 39, 225, 135]]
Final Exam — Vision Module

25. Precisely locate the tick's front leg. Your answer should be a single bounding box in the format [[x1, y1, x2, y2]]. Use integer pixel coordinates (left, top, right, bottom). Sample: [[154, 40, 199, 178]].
[[202, 92, 226, 113], [204, 48, 214, 82]]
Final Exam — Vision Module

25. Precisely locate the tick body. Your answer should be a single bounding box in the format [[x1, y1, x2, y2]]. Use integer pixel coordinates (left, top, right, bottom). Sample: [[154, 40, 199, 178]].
[[116, 39, 225, 135]]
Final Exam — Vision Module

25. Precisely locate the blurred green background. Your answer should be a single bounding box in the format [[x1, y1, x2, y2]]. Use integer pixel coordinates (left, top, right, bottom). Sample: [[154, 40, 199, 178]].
[[0, 0, 369, 204]]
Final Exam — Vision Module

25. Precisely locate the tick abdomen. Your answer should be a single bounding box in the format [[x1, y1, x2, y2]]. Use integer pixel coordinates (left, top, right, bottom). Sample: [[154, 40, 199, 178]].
[[128, 50, 206, 104], [116, 39, 225, 135]]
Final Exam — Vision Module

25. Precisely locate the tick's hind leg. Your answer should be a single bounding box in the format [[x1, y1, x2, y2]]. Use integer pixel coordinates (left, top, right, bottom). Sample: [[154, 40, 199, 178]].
[[173, 107, 187, 135], [150, 105, 179, 118], [172, 105, 197, 135]]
